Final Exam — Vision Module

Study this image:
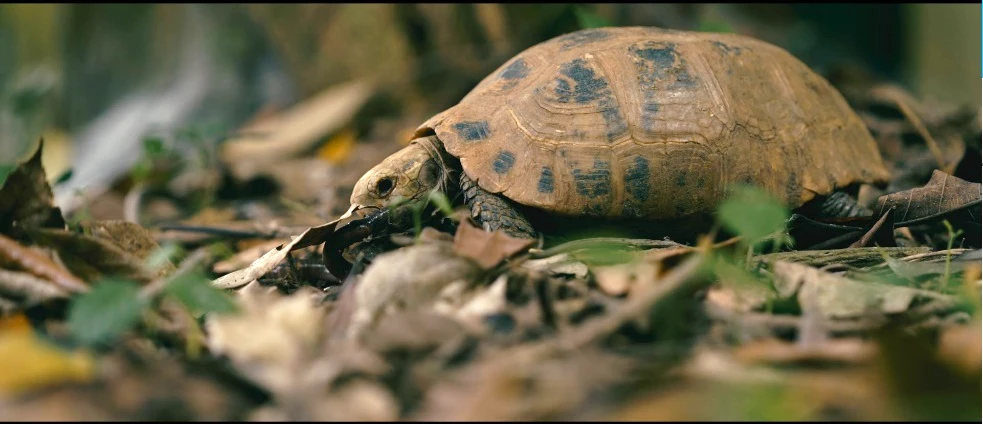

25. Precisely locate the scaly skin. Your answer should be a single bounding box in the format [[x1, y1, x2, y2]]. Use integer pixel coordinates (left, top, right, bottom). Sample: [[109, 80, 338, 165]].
[[460, 173, 536, 239]]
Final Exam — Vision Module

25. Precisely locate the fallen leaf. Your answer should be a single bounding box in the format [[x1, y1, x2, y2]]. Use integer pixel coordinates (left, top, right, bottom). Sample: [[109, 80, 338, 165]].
[[875, 170, 981, 224], [593, 260, 660, 297], [348, 241, 481, 340], [0, 269, 71, 304], [205, 282, 326, 394], [0, 233, 87, 293], [316, 128, 357, 164], [452, 220, 535, 270], [0, 140, 66, 237], [521, 253, 590, 279], [82, 220, 175, 273], [211, 239, 290, 274], [28, 228, 160, 284], [771, 261, 955, 319], [212, 206, 356, 289], [223, 80, 375, 181], [0, 332, 94, 396]]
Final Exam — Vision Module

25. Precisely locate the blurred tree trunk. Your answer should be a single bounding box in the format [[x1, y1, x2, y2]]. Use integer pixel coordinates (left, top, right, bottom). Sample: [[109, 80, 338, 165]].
[[906, 4, 982, 106]]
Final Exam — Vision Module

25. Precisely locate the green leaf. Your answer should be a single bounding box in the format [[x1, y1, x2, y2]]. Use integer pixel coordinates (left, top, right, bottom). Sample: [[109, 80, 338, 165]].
[[574, 6, 610, 29], [142, 137, 166, 157], [717, 185, 790, 243], [67, 279, 147, 346], [0, 164, 14, 186], [427, 191, 455, 217], [697, 19, 735, 33], [145, 243, 184, 271], [164, 272, 238, 316]]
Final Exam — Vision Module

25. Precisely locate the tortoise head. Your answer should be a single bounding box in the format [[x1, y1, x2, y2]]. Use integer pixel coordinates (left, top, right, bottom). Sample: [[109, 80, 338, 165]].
[[350, 136, 450, 214]]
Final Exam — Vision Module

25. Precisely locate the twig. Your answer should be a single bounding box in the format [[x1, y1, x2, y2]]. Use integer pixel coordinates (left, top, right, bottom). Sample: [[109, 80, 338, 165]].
[[123, 182, 146, 225]]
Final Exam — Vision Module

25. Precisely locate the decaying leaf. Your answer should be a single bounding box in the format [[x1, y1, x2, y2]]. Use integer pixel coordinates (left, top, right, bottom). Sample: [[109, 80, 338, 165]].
[[212, 207, 355, 289], [452, 220, 535, 270], [771, 261, 956, 319], [0, 140, 66, 237], [27, 228, 160, 284], [0, 331, 95, 396], [348, 241, 481, 340], [211, 239, 290, 275], [81, 220, 175, 274], [0, 269, 71, 304], [876, 170, 981, 224], [521, 253, 590, 279], [593, 260, 660, 297], [206, 282, 326, 394], [0, 233, 87, 293], [222, 80, 375, 181]]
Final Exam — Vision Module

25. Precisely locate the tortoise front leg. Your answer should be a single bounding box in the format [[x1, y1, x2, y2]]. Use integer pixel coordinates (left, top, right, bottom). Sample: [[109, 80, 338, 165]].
[[460, 173, 537, 239], [816, 191, 874, 218]]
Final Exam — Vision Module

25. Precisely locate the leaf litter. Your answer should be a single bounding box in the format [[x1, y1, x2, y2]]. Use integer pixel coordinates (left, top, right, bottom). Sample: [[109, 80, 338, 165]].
[[0, 63, 979, 422]]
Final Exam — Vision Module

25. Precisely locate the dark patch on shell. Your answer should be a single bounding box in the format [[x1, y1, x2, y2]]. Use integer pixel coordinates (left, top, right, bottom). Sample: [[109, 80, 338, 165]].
[[624, 156, 651, 201], [711, 40, 744, 56], [630, 42, 698, 131], [675, 172, 687, 187], [573, 159, 611, 199], [500, 58, 529, 80], [537, 166, 555, 194], [493, 150, 516, 174], [498, 58, 530, 90], [552, 59, 628, 142], [554, 59, 607, 104], [556, 28, 611, 50], [453, 121, 491, 141]]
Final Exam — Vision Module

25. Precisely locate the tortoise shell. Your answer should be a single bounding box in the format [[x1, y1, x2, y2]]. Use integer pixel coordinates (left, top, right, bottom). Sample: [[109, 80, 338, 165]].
[[415, 27, 890, 219]]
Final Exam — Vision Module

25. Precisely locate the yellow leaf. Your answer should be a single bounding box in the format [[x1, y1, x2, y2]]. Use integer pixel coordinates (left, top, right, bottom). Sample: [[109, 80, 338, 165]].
[[317, 128, 356, 164], [0, 314, 32, 334], [40, 128, 72, 184], [0, 333, 94, 396]]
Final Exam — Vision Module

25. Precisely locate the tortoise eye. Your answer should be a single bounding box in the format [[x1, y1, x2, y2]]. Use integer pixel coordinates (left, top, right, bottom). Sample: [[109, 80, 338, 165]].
[[375, 177, 395, 197]]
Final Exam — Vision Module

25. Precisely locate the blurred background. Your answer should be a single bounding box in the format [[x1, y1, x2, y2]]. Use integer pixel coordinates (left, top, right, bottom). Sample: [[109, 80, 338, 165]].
[[0, 3, 979, 223]]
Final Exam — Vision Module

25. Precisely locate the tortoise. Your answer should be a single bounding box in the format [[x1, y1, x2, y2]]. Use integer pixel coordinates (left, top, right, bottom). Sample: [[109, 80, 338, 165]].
[[348, 26, 890, 240]]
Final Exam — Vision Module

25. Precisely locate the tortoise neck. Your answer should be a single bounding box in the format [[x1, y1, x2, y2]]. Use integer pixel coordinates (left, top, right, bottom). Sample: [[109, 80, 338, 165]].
[[410, 135, 462, 200]]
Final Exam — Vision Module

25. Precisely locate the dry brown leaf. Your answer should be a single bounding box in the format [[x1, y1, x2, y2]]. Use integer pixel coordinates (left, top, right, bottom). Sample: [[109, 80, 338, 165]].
[[27, 228, 159, 285], [83, 220, 175, 276], [222, 80, 375, 181], [0, 140, 66, 236], [206, 282, 326, 394], [875, 170, 981, 223], [452, 220, 535, 270], [348, 242, 481, 340], [0, 269, 70, 304], [212, 207, 355, 289], [593, 260, 660, 297], [771, 261, 954, 319], [0, 233, 87, 293], [211, 239, 290, 275]]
